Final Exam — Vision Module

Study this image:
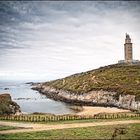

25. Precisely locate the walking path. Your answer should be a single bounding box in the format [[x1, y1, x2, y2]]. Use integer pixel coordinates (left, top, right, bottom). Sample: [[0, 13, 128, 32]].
[[0, 120, 140, 134]]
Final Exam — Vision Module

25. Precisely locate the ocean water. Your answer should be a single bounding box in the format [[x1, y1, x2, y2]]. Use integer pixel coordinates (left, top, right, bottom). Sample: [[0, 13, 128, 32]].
[[0, 80, 75, 115]]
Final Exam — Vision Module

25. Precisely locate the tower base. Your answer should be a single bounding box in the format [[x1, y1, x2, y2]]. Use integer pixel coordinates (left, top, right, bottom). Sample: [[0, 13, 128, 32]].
[[118, 60, 140, 64]]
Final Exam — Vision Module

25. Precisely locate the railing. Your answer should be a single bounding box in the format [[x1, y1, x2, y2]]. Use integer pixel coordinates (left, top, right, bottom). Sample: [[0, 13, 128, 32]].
[[0, 113, 139, 122]]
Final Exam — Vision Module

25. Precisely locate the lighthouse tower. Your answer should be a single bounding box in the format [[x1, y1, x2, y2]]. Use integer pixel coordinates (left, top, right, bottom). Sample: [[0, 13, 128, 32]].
[[118, 33, 140, 64], [124, 33, 133, 62]]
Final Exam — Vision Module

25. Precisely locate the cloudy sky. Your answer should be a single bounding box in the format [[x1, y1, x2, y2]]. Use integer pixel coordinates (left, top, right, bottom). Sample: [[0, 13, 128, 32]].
[[0, 1, 140, 81]]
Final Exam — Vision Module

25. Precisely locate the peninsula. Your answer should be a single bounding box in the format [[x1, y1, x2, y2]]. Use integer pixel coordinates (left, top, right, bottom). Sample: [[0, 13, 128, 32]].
[[33, 34, 140, 111]]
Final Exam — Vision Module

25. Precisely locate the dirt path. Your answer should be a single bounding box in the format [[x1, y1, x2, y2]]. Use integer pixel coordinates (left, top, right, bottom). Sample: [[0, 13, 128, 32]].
[[0, 120, 140, 134]]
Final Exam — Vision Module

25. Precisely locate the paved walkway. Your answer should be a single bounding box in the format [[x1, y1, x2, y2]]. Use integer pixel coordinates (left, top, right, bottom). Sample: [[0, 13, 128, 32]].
[[0, 120, 140, 134]]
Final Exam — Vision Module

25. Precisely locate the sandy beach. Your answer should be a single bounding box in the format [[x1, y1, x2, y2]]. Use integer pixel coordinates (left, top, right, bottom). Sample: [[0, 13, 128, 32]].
[[77, 106, 130, 115]]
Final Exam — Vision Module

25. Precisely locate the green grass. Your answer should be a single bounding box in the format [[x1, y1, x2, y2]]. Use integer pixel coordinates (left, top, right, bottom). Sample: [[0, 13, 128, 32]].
[[0, 125, 20, 131], [44, 64, 140, 99], [0, 123, 140, 139]]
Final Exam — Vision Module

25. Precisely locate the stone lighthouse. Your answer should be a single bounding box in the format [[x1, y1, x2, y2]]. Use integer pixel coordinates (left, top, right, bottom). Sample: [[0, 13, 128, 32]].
[[124, 33, 133, 62], [118, 33, 140, 64]]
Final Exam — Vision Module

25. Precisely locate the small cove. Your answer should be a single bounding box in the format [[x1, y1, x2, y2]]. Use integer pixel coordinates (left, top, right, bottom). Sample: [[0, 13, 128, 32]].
[[0, 80, 76, 115]]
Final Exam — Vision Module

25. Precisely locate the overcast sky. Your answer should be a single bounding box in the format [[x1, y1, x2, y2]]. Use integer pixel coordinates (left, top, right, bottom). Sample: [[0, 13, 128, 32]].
[[0, 1, 140, 81]]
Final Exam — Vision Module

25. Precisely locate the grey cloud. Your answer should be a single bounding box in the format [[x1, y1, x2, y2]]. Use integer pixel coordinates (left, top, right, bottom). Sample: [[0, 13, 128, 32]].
[[0, 1, 140, 80]]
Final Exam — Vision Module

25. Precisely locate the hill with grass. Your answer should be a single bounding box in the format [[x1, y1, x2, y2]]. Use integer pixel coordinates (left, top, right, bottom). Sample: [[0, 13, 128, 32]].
[[33, 64, 140, 110], [44, 64, 140, 99]]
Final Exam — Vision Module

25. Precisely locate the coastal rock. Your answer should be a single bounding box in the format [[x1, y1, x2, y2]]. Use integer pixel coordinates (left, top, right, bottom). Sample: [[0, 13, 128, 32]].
[[4, 88, 9, 90], [13, 97, 37, 100], [0, 93, 21, 115], [32, 85, 140, 111]]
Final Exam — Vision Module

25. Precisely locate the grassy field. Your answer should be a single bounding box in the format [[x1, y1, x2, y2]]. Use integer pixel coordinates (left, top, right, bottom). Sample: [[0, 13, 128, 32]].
[[44, 64, 140, 100], [0, 125, 21, 131], [0, 123, 140, 139]]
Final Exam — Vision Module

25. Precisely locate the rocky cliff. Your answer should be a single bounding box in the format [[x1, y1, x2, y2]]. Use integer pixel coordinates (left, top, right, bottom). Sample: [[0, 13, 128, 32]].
[[0, 93, 21, 115], [32, 84, 140, 111], [32, 64, 140, 111]]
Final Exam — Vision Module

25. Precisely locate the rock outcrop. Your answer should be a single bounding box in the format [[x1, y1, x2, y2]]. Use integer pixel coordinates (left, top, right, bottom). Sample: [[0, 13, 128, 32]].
[[0, 93, 21, 115], [32, 84, 140, 111]]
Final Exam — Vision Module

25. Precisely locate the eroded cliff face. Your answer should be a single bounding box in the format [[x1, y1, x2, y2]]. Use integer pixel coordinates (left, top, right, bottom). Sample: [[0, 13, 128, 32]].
[[0, 93, 21, 115], [32, 84, 140, 111]]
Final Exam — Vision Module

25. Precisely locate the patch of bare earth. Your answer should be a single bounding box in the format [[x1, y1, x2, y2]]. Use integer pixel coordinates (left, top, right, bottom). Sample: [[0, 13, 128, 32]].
[[77, 106, 130, 115]]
